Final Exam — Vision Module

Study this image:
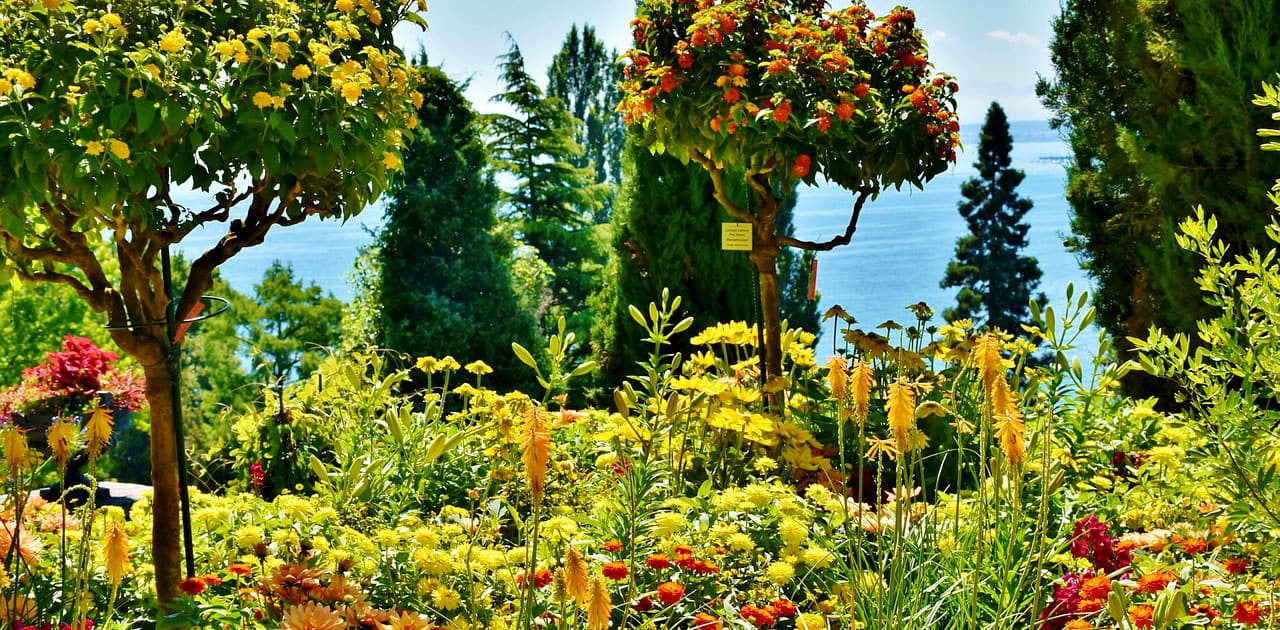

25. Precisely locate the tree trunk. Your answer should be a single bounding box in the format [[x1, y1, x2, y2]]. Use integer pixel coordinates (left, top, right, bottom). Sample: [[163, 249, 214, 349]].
[[749, 189, 784, 401], [142, 363, 183, 607]]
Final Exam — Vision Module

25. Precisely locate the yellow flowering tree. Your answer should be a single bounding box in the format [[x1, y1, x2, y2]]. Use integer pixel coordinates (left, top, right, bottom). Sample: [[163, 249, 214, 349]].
[[621, 0, 959, 386], [0, 0, 425, 606]]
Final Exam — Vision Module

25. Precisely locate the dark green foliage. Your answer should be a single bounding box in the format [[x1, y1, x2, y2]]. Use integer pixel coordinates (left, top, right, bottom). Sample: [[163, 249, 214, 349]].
[[377, 63, 541, 392], [181, 272, 256, 447], [246, 261, 344, 385], [489, 37, 611, 339], [941, 102, 1045, 332], [0, 283, 110, 386], [594, 142, 819, 385], [1037, 0, 1280, 348], [547, 23, 626, 222]]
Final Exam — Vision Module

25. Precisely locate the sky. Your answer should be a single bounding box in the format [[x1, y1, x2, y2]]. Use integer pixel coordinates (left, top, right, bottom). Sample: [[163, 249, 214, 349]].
[[393, 0, 1062, 126]]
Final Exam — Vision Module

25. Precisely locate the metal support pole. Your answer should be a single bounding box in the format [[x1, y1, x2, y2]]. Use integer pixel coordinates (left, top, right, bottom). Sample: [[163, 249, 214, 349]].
[[161, 247, 197, 578]]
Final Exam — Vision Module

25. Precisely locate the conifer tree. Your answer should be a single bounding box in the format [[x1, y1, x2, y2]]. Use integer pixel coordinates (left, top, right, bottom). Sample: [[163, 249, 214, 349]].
[[489, 37, 611, 337], [378, 63, 540, 391], [941, 102, 1045, 331]]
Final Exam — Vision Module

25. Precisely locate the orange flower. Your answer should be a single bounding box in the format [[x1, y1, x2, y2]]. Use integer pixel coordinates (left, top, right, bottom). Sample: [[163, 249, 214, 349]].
[[602, 561, 628, 580], [656, 581, 685, 606], [102, 521, 131, 587], [826, 356, 848, 401], [772, 101, 792, 123], [564, 545, 590, 606], [280, 601, 346, 630], [521, 406, 551, 498], [972, 333, 1003, 396], [86, 405, 114, 460], [793, 154, 811, 177], [1063, 621, 1094, 630], [602, 539, 624, 553], [646, 554, 671, 570], [1135, 571, 1176, 595], [994, 408, 1025, 466], [1129, 604, 1155, 629], [228, 563, 253, 576], [1233, 601, 1264, 626], [179, 576, 207, 596], [1079, 575, 1111, 600], [1222, 557, 1249, 575], [836, 101, 854, 121], [693, 613, 722, 629]]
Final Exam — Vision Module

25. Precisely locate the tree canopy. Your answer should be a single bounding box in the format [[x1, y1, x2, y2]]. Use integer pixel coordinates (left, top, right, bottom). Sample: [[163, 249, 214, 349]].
[[0, 0, 425, 605], [621, 0, 958, 384]]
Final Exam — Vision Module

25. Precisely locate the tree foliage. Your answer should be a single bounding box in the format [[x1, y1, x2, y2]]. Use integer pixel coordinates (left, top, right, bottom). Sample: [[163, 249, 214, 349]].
[[941, 102, 1044, 332], [547, 24, 626, 222], [488, 37, 611, 337], [378, 62, 540, 391], [621, 0, 958, 383], [245, 261, 343, 385], [1037, 0, 1280, 355], [0, 0, 424, 603]]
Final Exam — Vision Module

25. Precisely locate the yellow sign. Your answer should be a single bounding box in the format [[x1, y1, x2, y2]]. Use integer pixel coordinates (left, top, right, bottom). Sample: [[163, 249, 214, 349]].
[[722, 223, 752, 251]]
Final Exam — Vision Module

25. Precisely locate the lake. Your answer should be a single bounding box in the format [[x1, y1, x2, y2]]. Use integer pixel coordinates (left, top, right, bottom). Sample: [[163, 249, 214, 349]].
[[174, 120, 1092, 342]]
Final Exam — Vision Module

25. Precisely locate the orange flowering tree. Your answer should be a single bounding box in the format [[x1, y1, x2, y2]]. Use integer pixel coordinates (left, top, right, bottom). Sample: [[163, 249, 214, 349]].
[[0, 0, 425, 606], [620, 0, 959, 384]]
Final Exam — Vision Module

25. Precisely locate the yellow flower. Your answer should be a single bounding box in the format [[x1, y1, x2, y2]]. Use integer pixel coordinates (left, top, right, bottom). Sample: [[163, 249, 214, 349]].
[[886, 379, 915, 455], [102, 521, 131, 586], [336, 0, 355, 11], [246, 27, 267, 42], [86, 406, 114, 458], [994, 410, 1026, 466], [766, 560, 796, 585], [972, 333, 1003, 395], [778, 518, 808, 548], [432, 587, 462, 611], [158, 28, 188, 53], [291, 64, 313, 80], [83, 19, 103, 34], [252, 91, 274, 109], [826, 356, 848, 401], [341, 81, 363, 103], [101, 12, 123, 30], [850, 360, 874, 423], [271, 41, 291, 62], [521, 406, 551, 498], [47, 418, 77, 468], [0, 78, 11, 95], [587, 576, 611, 630], [383, 151, 402, 170], [3, 426, 29, 471], [797, 613, 827, 630], [215, 40, 236, 59], [465, 360, 493, 375], [84, 140, 105, 156]]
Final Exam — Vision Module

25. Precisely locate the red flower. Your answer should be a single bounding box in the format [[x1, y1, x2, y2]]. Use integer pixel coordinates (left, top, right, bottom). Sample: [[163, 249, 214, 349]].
[[769, 599, 796, 618], [720, 16, 736, 33], [740, 604, 776, 627], [228, 563, 253, 576], [836, 102, 854, 121], [691, 29, 708, 47], [633, 596, 655, 612], [723, 87, 741, 103], [603, 540, 624, 553], [1233, 601, 1264, 626], [602, 561, 629, 580], [518, 568, 554, 589], [1223, 557, 1250, 575], [646, 554, 671, 570], [660, 72, 678, 93], [1135, 572, 1175, 595], [853, 83, 871, 98], [793, 154, 812, 178], [200, 573, 223, 587], [693, 613, 722, 629], [656, 581, 685, 606], [1130, 604, 1154, 629], [678, 52, 694, 69], [817, 113, 831, 132], [772, 101, 792, 123], [673, 545, 694, 557], [179, 577, 207, 596], [728, 63, 747, 77]]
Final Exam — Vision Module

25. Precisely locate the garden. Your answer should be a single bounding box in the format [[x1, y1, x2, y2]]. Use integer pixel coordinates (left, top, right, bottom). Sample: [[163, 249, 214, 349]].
[[3, 0, 1280, 629]]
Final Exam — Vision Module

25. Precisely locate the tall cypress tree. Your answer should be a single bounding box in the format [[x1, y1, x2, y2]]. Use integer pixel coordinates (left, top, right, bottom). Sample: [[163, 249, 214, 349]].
[[489, 37, 610, 338], [547, 24, 626, 222], [941, 102, 1045, 332], [378, 62, 539, 390]]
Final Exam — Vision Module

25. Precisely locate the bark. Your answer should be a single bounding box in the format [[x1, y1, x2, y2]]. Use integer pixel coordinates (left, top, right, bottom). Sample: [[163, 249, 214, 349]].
[[142, 362, 184, 607], [747, 183, 785, 396]]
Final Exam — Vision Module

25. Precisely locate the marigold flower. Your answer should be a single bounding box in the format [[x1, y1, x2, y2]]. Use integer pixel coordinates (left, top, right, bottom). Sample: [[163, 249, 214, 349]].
[[86, 405, 114, 460], [564, 545, 590, 605], [102, 521, 131, 587], [228, 562, 252, 576], [465, 360, 493, 375], [588, 576, 612, 630], [693, 613, 722, 629], [336, 0, 354, 11], [656, 581, 685, 606], [1135, 571, 1176, 595], [772, 101, 792, 123], [1129, 604, 1155, 629], [1233, 601, 1264, 626], [741, 604, 776, 627], [521, 406, 551, 498], [770, 598, 797, 618], [1222, 556, 1249, 575], [886, 379, 916, 455], [646, 554, 671, 570]]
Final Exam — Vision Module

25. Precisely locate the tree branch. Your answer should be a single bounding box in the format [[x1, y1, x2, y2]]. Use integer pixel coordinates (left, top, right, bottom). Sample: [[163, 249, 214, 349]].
[[777, 186, 878, 251], [688, 152, 756, 223], [13, 267, 97, 304]]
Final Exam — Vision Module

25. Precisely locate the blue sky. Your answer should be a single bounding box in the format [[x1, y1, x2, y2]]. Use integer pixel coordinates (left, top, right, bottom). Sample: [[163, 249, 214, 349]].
[[393, 0, 1062, 126]]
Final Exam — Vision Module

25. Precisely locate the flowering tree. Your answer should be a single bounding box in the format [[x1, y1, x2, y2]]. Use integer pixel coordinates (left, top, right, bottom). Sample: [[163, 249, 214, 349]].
[[0, 0, 425, 605], [620, 0, 959, 384]]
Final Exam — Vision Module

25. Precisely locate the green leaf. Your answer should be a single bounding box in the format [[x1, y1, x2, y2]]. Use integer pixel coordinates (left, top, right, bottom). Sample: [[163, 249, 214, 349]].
[[512, 342, 539, 371], [109, 103, 131, 130], [135, 100, 157, 134]]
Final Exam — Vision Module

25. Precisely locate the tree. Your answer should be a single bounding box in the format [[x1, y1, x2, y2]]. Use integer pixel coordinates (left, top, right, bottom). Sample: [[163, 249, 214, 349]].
[[1037, 0, 1280, 368], [488, 37, 611, 337], [378, 62, 540, 391], [547, 24, 626, 222], [621, 0, 959, 386], [245, 261, 343, 385], [0, 0, 425, 604], [941, 102, 1045, 332]]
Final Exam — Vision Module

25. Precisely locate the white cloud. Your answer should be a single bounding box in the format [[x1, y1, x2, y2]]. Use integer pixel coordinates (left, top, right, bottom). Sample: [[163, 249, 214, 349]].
[[930, 30, 948, 42], [985, 30, 1038, 45]]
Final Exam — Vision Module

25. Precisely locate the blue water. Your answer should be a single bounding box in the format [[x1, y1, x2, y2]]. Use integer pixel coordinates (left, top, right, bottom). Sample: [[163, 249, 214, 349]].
[[173, 121, 1090, 342]]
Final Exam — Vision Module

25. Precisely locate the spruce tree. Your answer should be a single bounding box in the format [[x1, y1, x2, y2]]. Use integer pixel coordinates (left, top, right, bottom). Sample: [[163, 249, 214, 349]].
[[489, 37, 611, 338], [378, 63, 540, 391], [941, 102, 1045, 332]]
